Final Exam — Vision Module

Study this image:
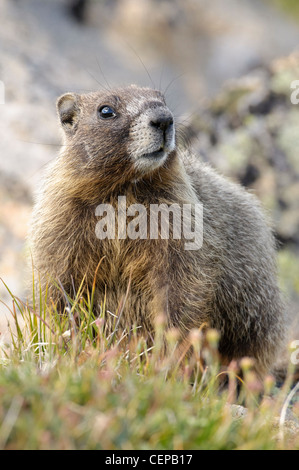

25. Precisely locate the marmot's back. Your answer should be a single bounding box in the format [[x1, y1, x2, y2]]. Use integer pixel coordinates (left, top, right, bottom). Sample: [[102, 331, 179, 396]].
[[28, 85, 286, 377], [183, 154, 285, 371]]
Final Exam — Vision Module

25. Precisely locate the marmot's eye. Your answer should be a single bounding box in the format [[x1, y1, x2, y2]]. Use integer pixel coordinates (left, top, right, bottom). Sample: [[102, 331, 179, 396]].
[[98, 105, 116, 119]]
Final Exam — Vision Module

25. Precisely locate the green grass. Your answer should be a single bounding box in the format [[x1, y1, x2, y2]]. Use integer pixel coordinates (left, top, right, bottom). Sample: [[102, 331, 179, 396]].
[[0, 279, 298, 450]]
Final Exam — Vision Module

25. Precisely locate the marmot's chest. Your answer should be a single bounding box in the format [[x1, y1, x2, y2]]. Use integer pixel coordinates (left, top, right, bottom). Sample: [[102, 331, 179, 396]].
[[78, 192, 199, 289]]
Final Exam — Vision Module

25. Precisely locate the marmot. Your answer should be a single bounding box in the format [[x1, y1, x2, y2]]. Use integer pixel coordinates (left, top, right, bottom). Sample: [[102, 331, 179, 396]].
[[29, 85, 286, 376]]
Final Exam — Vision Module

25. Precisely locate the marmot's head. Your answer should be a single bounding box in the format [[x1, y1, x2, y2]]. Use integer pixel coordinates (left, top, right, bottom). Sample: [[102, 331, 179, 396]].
[[57, 85, 175, 186]]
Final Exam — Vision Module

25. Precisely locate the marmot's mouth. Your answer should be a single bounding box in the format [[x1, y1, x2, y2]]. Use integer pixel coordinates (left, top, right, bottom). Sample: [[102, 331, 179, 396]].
[[133, 147, 168, 176], [141, 147, 165, 159]]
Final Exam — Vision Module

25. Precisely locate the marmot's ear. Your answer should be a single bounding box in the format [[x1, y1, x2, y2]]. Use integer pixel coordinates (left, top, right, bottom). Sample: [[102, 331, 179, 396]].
[[56, 93, 80, 134]]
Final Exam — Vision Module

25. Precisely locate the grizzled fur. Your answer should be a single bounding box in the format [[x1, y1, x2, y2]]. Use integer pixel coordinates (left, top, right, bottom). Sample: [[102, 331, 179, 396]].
[[29, 85, 286, 376]]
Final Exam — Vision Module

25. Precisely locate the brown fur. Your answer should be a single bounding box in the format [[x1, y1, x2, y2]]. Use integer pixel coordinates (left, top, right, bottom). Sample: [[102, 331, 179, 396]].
[[28, 85, 286, 376]]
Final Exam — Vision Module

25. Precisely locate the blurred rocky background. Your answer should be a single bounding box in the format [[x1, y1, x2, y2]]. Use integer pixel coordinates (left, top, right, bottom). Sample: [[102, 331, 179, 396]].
[[0, 0, 299, 353]]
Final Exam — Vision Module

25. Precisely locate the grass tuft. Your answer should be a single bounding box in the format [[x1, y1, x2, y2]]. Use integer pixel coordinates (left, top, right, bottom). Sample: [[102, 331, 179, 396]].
[[0, 279, 298, 450]]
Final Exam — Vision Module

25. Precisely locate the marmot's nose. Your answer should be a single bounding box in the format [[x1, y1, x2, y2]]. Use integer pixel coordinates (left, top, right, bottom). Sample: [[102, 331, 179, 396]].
[[150, 113, 174, 132]]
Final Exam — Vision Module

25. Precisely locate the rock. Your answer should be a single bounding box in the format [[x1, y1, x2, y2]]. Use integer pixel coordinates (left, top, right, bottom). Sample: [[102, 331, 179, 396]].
[[183, 52, 299, 251], [229, 404, 248, 420]]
